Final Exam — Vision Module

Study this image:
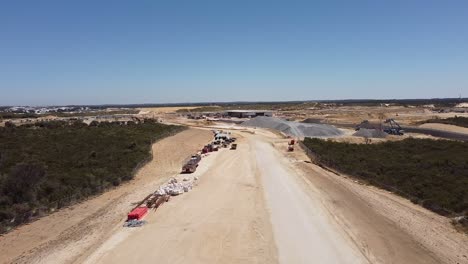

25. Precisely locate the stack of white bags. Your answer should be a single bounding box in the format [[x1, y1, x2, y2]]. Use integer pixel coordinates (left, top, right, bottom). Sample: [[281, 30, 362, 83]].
[[156, 177, 197, 196]]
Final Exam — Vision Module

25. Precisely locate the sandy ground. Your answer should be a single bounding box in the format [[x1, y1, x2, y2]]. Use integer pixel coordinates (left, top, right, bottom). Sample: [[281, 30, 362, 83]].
[[86, 134, 277, 264], [84, 131, 368, 264], [254, 139, 366, 263], [419, 123, 468, 134], [83, 127, 468, 264], [284, 105, 468, 126], [139, 106, 206, 114], [0, 128, 212, 264], [2, 122, 468, 264]]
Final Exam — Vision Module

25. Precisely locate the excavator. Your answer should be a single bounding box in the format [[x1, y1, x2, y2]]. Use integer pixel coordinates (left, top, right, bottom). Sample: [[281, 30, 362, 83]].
[[383, 119, 404, 135]]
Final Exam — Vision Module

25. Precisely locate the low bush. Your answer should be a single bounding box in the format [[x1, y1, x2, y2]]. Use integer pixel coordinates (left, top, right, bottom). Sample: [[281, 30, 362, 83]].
[[302, 138, 468, 215], [0, 120, 184, 232]]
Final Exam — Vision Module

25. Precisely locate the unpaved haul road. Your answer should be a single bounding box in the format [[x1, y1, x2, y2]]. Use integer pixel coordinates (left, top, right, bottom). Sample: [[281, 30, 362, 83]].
[[3, 128, 465, 264], [253, 139, 366, 263], [85, 131, 367, 264], [81, 129, 465, 264]]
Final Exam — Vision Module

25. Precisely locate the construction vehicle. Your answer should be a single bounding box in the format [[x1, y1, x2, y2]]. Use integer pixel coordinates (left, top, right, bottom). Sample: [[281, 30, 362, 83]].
[[182, 154, 201, 173], [231, 143, 237, 150], [202, 144, 214, 153], [383, 119, 404, 135]]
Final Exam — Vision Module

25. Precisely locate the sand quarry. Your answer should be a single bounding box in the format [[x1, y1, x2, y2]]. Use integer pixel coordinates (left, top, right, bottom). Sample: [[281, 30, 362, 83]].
[[1, 105, 468, 264]]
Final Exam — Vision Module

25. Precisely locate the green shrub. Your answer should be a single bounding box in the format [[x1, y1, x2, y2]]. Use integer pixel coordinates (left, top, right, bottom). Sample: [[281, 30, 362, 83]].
[[0, 120, 184, 232], [302, 138, 468, 215]]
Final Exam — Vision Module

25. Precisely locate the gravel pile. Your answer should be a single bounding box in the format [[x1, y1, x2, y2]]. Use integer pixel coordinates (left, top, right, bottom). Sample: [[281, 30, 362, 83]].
[[353, 128, 387, 138], [242, 116, 343, 138]]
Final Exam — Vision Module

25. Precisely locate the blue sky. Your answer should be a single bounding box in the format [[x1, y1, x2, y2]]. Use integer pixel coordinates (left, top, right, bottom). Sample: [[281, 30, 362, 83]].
[[1, 0, 468, 105]]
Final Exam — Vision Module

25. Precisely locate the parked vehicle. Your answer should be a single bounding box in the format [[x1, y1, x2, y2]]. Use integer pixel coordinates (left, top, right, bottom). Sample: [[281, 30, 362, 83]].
[[182, 154, 201, 173]]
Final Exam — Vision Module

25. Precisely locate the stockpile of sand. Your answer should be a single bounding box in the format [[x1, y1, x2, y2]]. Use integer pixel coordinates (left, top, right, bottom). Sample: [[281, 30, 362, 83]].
[[242, 116, 343, 137], [455, 103, 468, 108], [353, 128, 387, 138]]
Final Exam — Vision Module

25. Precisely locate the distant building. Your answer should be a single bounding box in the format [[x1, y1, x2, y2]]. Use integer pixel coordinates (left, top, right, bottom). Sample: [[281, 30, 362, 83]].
[[224, 110, 273, 118]]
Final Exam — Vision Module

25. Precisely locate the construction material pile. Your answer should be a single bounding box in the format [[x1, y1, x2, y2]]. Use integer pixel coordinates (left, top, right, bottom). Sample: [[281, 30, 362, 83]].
[[156, 177, 196, 196], [353, 128, 387, 138], [242, 116, 343, 138]]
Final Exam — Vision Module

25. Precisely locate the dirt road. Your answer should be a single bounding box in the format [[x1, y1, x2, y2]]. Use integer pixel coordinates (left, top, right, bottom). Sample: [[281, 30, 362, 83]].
[[85, 131, 366, 264], [253, 139, 366, 263], [3, 127, 467, 264], [85, 133, 277, 264], [81, 128, 468, 264]]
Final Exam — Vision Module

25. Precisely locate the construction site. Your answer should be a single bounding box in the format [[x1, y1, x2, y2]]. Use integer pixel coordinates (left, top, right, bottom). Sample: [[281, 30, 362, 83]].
[[3, 0, 468, 262], [0, 102, 467, 264]]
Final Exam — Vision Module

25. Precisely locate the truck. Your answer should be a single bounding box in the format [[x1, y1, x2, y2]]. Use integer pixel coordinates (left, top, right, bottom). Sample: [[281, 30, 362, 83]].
[[182, 154, 201, 173], [202, 144, 214, 154]]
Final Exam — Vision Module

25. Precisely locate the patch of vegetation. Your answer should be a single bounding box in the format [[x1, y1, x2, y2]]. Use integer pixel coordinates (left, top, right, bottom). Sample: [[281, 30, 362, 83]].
[[0, 112, 39, 119], [52, 109, 140, 117], [0, 109, 139, 119], [0, 120, 184, 233], [424, 116, 468, 128], [175, 102, 322, 113], [302, 138, 468, 216]]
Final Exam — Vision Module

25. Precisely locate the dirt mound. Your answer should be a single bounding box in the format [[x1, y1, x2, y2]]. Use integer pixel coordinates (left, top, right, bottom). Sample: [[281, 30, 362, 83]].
[[353, 128, 387, 138], [242, 117, 343, 138]]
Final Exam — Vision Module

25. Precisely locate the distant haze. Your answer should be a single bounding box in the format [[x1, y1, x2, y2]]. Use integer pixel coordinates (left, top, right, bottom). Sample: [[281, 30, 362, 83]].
[[1, 1, 467, 106]]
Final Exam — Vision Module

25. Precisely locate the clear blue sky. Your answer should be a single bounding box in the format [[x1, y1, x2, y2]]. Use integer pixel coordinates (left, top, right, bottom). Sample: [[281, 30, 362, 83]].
[[1, 0, 468, 106]]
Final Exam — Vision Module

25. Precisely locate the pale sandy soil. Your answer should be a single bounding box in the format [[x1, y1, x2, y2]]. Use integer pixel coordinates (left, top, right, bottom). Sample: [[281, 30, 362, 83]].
[[419, 123, 468, 134], [86, 133, 277, 264], [285, 105, 468, 126], [139, 106, 207, 114], [84, 127, 468, 264], [2, 121, 468, 264], [0, 128, 212, 264], [85, 130, 366, 264], [254, 138, 366, 263]]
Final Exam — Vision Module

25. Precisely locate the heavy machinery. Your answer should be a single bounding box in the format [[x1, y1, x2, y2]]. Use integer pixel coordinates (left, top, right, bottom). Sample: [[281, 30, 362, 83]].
[[383, 119, 404, 135], [202, 144, 214, 153], [230, 143, 237, 150]]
